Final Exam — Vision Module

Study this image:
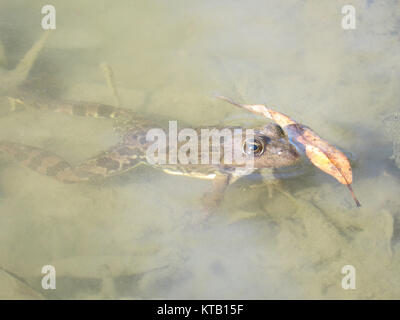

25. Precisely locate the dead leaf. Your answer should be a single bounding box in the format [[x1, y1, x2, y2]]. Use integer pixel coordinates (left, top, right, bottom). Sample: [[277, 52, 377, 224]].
[[216, 95, 361, 207]]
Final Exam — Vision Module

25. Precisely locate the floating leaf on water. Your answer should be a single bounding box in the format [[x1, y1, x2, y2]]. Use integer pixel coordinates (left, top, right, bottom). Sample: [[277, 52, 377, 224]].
[[216, 95, 361, 207]]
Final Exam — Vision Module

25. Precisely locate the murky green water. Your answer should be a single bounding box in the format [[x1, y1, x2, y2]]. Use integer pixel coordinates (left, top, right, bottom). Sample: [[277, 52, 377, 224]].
[[0, 0, 400, 299]]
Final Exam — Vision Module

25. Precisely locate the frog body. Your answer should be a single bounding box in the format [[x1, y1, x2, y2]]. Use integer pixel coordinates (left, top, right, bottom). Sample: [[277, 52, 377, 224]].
[[0, 32, 300, 213]]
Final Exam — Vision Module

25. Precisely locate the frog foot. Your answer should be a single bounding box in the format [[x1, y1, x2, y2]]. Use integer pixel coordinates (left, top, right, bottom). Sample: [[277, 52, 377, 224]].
[[249, 179, 295, 200]]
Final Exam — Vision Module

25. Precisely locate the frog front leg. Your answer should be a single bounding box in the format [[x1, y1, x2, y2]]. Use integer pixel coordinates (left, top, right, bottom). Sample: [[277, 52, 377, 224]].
[[0, 141, 145, 183], [202, 174, 232, 209], [190, 174, 232, 224]]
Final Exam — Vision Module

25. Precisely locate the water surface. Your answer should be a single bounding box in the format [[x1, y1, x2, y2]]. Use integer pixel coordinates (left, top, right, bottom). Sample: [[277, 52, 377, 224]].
[[0, 0, 399, 299]]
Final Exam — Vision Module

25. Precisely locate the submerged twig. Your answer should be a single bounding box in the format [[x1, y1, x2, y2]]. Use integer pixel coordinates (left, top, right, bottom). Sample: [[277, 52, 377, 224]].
[[12, 31, 51, 85], [100, 62, 122, 108]]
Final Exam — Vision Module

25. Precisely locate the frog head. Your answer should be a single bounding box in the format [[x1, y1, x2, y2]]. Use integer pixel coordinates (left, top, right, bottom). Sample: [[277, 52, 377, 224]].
[[233, 123, 300, 169]]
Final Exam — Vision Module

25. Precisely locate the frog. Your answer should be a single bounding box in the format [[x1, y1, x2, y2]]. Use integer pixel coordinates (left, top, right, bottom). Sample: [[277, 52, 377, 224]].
[[383, 112, 400, 169], [0, 32, 300, 213]]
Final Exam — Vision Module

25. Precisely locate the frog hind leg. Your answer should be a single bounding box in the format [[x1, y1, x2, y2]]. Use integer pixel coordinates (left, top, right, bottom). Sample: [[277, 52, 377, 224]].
[[10, 96, 133, 120], [0, 140, 85, 182], [0, 141, 145, 183], [7, 95, 151, 134]]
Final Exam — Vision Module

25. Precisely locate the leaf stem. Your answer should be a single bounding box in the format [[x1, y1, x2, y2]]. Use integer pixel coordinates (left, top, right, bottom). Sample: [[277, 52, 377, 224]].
[[346, 183, 361, 207]]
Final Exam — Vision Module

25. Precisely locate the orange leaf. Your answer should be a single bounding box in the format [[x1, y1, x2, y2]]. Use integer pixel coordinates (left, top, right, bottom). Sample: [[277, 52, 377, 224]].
[[216, 95, 361, 207], [296, 127, 352, 185]]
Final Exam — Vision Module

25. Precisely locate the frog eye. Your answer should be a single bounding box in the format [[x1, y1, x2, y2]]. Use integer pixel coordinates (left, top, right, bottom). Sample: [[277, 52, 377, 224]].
[[243, 138, 264, 156]]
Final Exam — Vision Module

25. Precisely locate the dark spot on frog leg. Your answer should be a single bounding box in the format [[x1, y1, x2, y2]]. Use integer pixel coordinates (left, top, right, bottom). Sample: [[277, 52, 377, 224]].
[[96, 156, 121, 172], [26, 153, 48, 170], [117, 146, 138, 156], [46, 160, 72, 176], [72, 104, 87, 116], [75, 170, 105, 181], [139, 136, 147, 145], [97, 104, 115, 118], [0, 142, 29, 161], [14, 150, 30, 161], [121, 157, 142, 170]]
